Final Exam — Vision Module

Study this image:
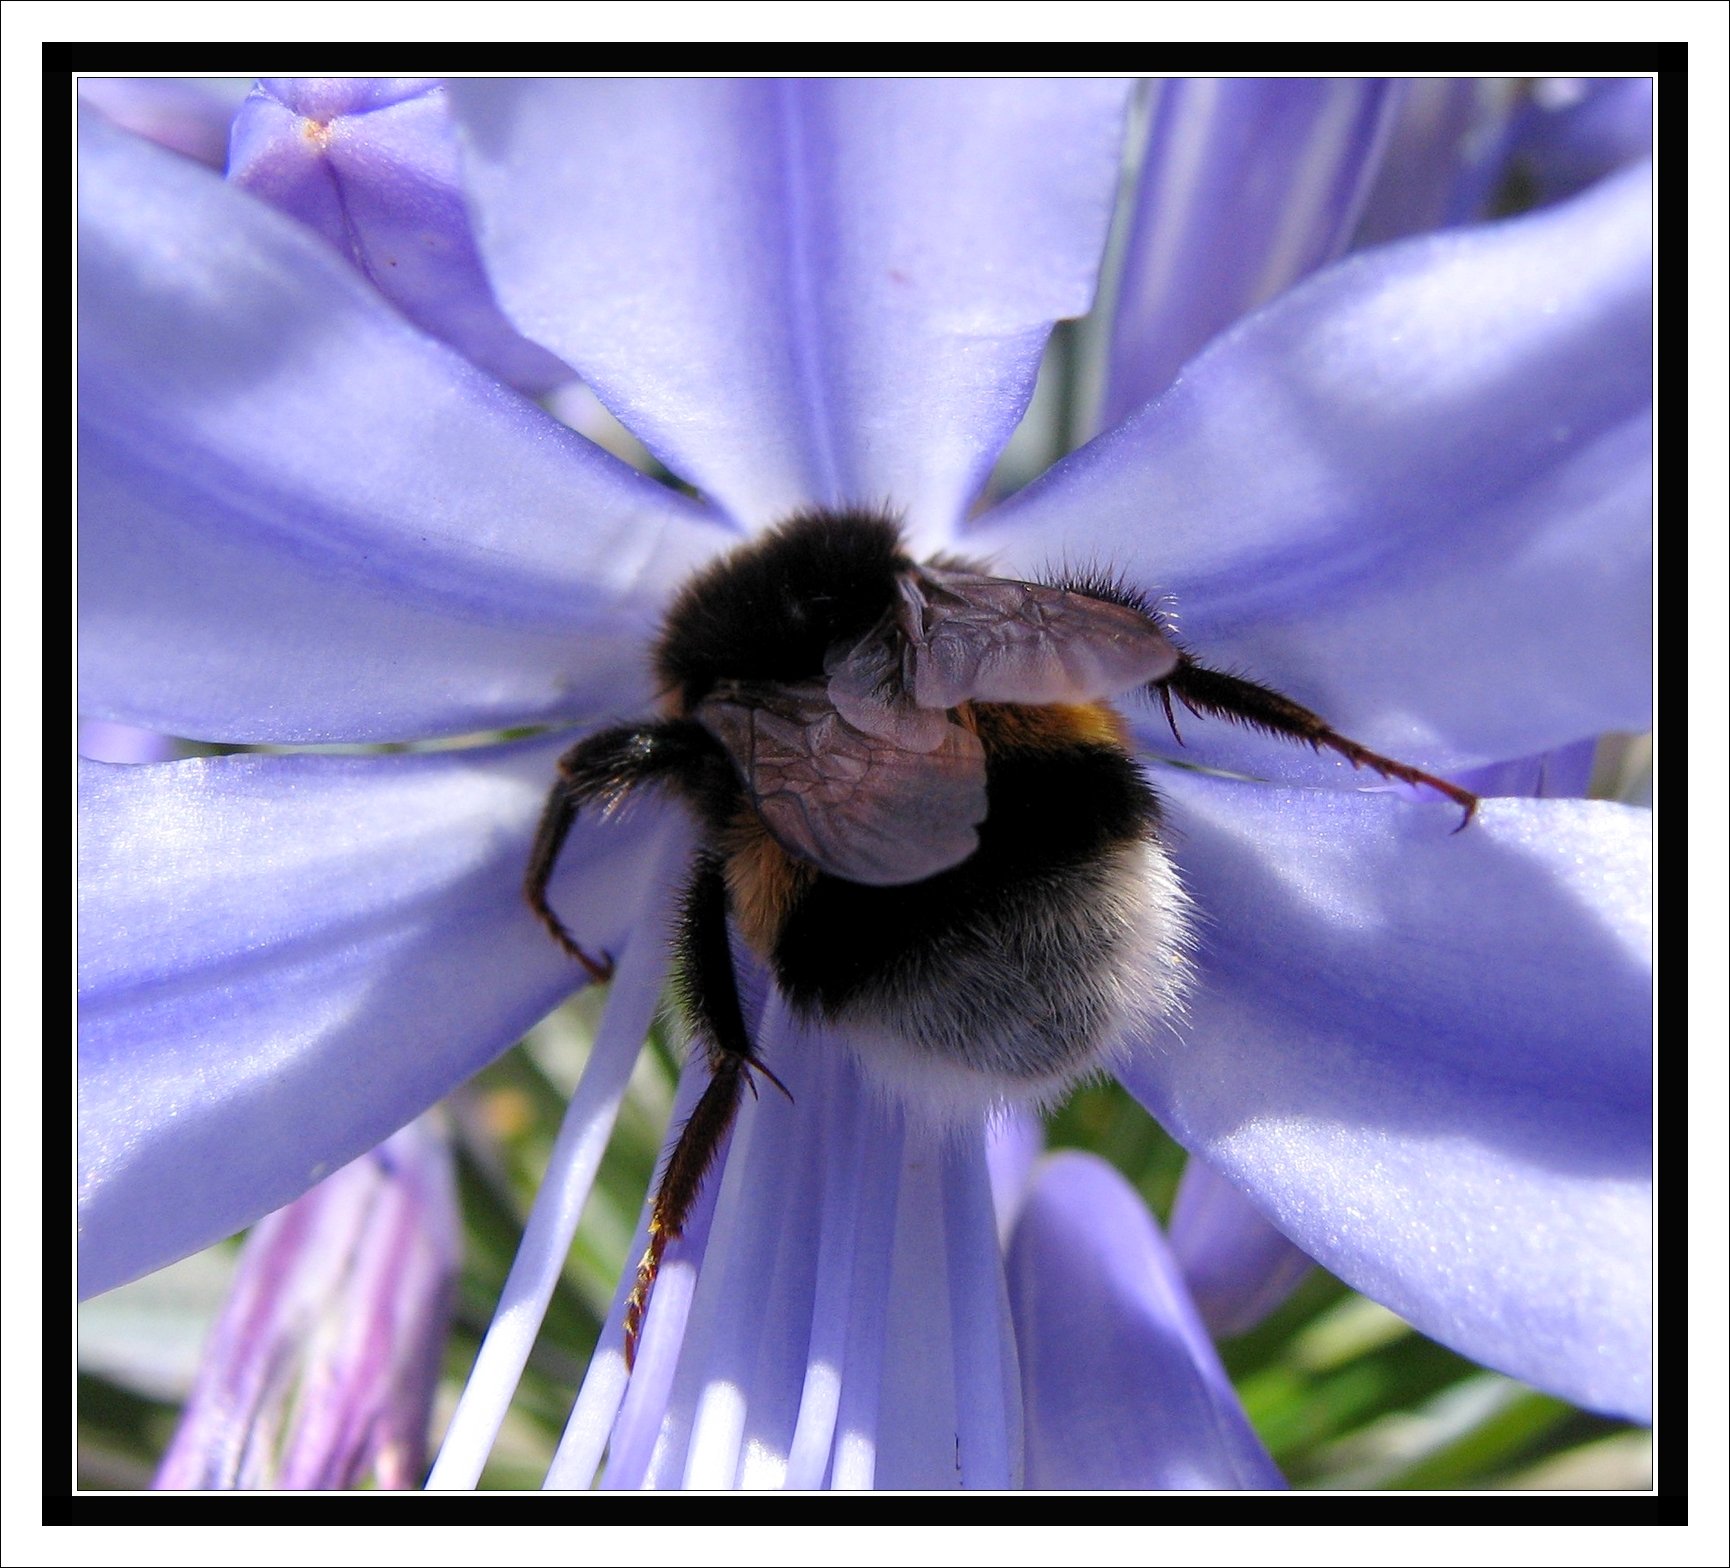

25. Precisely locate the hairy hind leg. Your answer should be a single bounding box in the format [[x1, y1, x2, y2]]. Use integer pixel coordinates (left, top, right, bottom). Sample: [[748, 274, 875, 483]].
[[624, 852, 789, 1368]]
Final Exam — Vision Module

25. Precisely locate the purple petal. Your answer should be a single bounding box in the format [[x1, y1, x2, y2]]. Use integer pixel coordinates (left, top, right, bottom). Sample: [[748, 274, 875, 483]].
[[938, 1130, 1023, 1488], [1510, 79, 1654, 207], [977, 161, 1651, 780], [588, 1012, 1018, 1490], [1102, 79, 1400, 427], [646, 1001, 825, 1488], [451, 79, 1131, 540], [1120, 769, 1651, 1420], [567, 1066, 727, 1490], [782, 1067, 885, 1487], [78, 76, 251, 168], [985, 1109, 1044, 1236], [1352, 79, 1521, 246], [77, 718, 179, 765], [824, 1084, 905, 1488], [1168, 1156, 1314, 1340], [429, 880, 680, 1490], [872, 1126, 987, 1489], [229, 79, 570, 394], [155, 1118, 457, 1490], [78, 108, 729, 745], [1007, 1152, 1284, 1489], [78, 739, 671, 1297], [1456, 735, 1601, 800]]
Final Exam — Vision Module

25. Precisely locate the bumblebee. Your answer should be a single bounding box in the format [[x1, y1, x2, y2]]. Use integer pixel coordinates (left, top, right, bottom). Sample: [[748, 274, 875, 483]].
[[525, 507, 1476, 1362]]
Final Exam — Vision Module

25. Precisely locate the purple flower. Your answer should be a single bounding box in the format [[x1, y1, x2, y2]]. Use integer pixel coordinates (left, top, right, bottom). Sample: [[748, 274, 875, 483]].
[[78, 78, 1651, 1488], [153, 1120, 458, 1490]]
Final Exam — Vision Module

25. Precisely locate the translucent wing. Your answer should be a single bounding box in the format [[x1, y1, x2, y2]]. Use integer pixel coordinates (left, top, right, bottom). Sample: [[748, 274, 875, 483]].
[[897, 565, 1180, 710], [695, 679, 987, 886]]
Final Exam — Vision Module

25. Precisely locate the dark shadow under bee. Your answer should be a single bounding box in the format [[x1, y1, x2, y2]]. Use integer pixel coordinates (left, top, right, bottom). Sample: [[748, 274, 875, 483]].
[[524, 507, 1476, 1364]]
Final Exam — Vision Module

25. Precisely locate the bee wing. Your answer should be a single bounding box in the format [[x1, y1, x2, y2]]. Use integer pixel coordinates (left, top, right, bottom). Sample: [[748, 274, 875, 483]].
[[898, 565, 1180, 709], [695, 681, 987, 886]]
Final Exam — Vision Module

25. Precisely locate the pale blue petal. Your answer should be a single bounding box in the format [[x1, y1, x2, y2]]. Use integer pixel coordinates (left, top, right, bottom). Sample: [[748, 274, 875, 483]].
[[871, 1129, 963, 1489], [451, 78, 1131, 542], [78, 108, 729, 744], [985, 1109, 1044, 1235], [78, 719, 179, 765], [1353, 79, 1520, 245], [585, 1067, 726, 1490], [1103, 78, 1399, 426], [79, 76, 251, 168], [976, 162, 1651, 781], [1168, 1156, 1314, 1340], [1512, 78, 1653, 206], [1457, 736, 1601, 800], [596, 1008, 1016, 1490], [78, 740, 668, 1297], [647, 1001, 823, 1488], [1121, 770, 1652, 1420], [1007, 1152, 1284, 1489]]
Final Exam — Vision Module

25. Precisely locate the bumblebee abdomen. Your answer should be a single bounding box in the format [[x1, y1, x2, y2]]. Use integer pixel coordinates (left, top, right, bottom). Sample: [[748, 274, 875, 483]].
[[769, 714, 1189, 1115]]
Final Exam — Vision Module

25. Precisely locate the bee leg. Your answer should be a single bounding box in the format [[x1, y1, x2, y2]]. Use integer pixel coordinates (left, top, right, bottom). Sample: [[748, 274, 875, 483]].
[[525, 722, 724, 980], [1154, 655, 1479, 829], [525, 760, 615, 982], [624, 852, 781, 1367]]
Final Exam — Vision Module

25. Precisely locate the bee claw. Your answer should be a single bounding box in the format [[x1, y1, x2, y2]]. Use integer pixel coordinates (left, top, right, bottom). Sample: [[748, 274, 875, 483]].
[[552, 927, 614, 982], [1155, 681, 1185, 747], [561, 942, 613, 982], [744, 1053, 793, 1103]]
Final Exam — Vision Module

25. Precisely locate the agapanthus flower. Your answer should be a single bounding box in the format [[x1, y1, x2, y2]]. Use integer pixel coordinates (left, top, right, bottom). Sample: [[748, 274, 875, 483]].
[[78, 77, 1652, 1489], [152, 1118, 457, 1490]]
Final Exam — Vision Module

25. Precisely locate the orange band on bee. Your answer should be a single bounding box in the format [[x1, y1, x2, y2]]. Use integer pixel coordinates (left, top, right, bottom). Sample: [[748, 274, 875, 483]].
[[967, 700, 1131, 755], [721, 810, 813, 958]]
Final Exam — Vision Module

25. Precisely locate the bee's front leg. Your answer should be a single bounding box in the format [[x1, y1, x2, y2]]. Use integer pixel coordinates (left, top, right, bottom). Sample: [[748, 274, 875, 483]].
[[525, 721, 721, 980]]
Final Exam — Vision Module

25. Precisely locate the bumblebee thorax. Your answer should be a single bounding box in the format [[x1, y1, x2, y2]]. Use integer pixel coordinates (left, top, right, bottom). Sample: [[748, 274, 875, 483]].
[[653, 508, 912, 705]]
